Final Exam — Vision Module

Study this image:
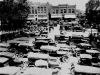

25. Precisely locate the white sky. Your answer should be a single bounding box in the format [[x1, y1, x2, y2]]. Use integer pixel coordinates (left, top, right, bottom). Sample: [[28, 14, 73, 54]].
[[28, 0, 89, 11]]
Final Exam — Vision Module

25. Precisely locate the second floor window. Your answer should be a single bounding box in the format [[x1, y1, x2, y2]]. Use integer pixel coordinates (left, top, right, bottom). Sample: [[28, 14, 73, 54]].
[[32, 7, 34, 14], [64, 9, 66, 13], [52, 9, 55, 14], [44, 7, 46, 13], [38, 7, 40, 11], [56, 9, 59, 14], [60, 9, 63, 13], [72, 9, 75, 13], [35, 9, 37, 14], [41, 7, 43, 12], [68, 9, 71, 13], [44, 7, 46, 11]]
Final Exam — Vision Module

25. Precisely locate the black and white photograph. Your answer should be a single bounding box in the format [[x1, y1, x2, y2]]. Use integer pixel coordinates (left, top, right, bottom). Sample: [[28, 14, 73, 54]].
[[0, 0, 100, 75]]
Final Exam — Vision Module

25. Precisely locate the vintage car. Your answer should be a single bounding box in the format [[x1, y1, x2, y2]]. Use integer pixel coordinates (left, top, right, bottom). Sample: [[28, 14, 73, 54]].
[[19, 67, 60, 75], [0, 66, 22, 75], [18, 43, 34, 53], [78, 54, 92, 66], [28, 52, 49, 66], [0, 48, 8, 52], [35, 59, 48, 68], [73, 48, 86, 57], [48, 56, 61, 69], [0, 43, 10, 48], [71, 64, 100, 75], [76, 43, 92, 49], [86, 50, 100, 67], [34, 40, 49, 49], [40, 45, 59, 57]]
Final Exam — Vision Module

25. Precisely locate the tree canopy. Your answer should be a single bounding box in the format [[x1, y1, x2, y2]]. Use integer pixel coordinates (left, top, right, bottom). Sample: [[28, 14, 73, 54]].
[[0, 0, 30, 31]]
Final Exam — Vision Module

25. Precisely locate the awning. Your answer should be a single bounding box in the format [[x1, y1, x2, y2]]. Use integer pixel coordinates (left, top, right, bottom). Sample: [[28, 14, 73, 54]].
[[51, 15, 62, 18], [38, 17, 47, 19], [27, 17, 35, 20], [64, 15, 76, 18]]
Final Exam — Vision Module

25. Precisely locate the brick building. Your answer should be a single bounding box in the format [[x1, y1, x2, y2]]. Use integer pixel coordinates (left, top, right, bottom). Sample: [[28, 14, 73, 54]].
[[51, 4, 76, 21], [28, 2, 51, 20], [28, 2, 76, 21]]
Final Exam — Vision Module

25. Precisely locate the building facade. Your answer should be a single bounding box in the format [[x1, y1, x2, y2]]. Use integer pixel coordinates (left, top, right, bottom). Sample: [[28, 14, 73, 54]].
[[51, 4, 76, 20], [28, 2, 51, 20], [28, 2, 76, 21]]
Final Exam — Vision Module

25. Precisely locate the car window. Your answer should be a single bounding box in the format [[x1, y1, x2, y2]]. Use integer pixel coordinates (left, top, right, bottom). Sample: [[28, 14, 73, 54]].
[[49, 59, 57, 62]]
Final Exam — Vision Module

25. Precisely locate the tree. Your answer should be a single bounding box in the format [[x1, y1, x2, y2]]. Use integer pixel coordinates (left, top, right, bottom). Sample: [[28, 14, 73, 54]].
[[85, 0, 100, 27], [0, 0, 30, 31]]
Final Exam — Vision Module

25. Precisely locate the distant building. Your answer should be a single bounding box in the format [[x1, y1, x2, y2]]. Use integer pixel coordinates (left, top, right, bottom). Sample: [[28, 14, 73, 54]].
[[51, 4, 76, 21], [28, 2, 51, 21], [28, 2, 76, 21]]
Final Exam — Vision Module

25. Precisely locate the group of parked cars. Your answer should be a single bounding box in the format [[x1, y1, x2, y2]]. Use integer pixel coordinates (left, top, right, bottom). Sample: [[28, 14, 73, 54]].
[[57, 31, 100, 75]]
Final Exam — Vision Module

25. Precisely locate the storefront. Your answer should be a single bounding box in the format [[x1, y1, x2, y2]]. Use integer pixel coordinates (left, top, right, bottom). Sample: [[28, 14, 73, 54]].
[[51, 15, 62, 20], [64, 15, 76, 22]]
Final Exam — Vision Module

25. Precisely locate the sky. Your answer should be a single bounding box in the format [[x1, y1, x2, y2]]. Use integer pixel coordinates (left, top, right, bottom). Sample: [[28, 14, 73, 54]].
[[28, 0, 89, 11]]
